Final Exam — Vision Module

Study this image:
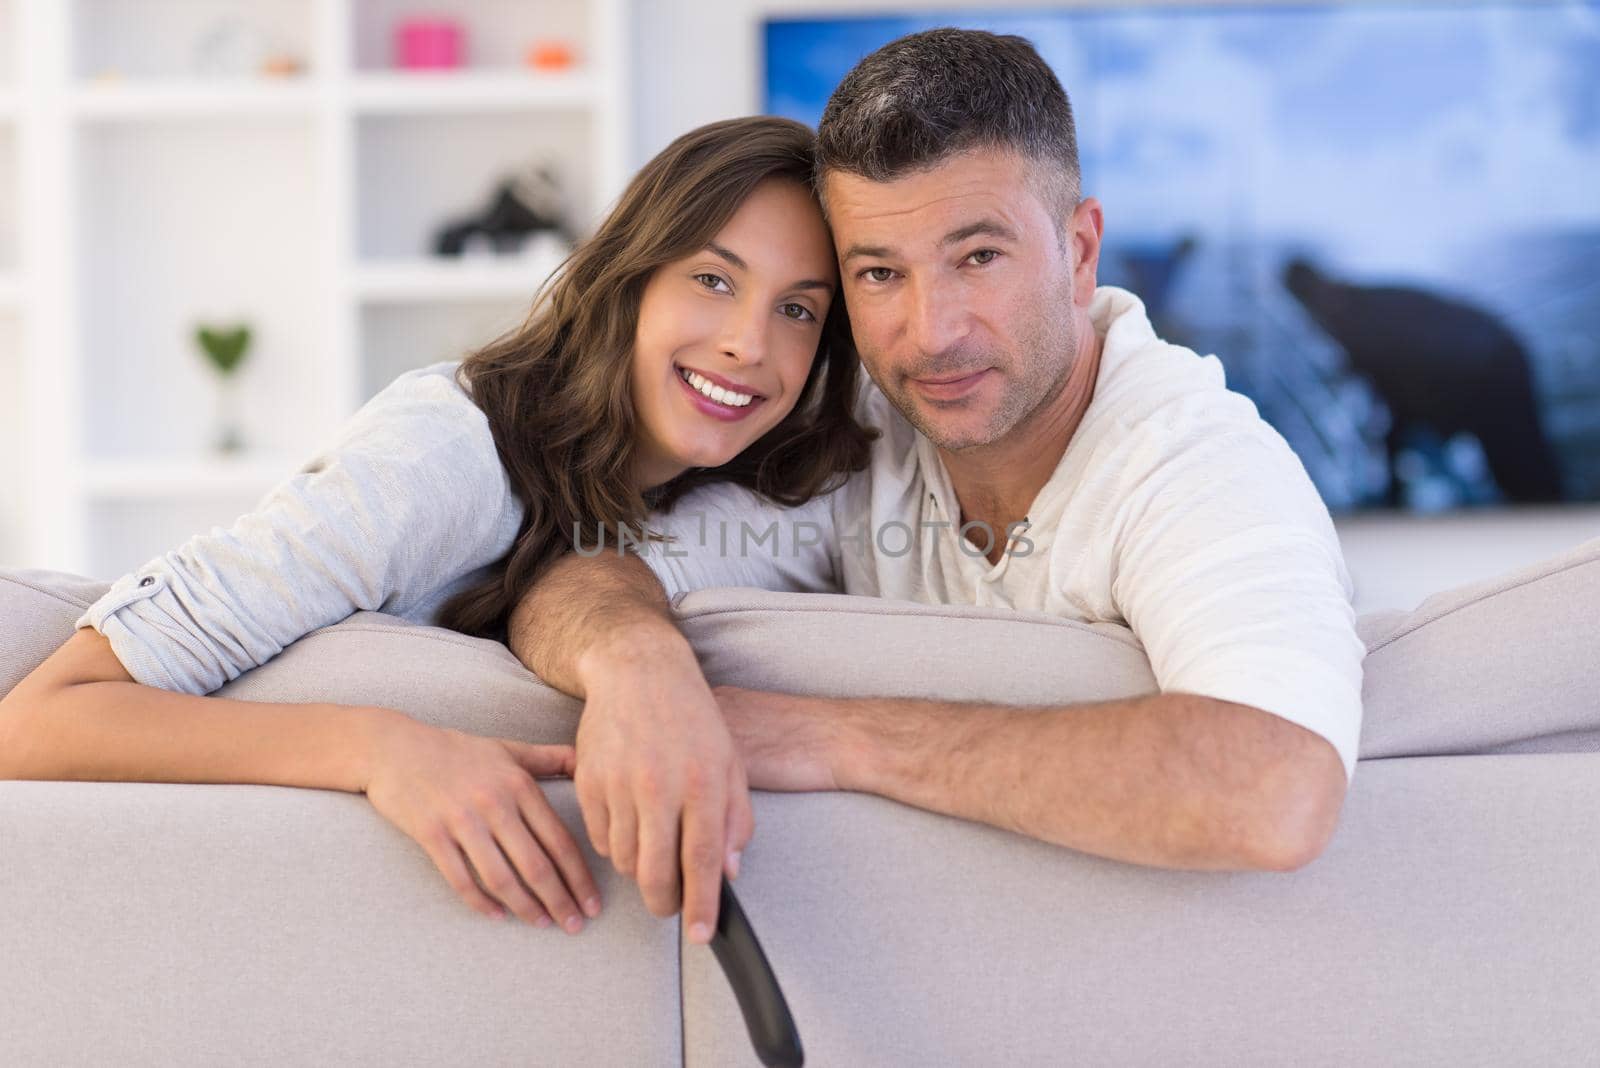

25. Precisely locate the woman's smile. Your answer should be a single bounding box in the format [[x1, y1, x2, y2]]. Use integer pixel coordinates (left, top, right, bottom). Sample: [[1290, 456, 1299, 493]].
[[674, 363, 768, 422]]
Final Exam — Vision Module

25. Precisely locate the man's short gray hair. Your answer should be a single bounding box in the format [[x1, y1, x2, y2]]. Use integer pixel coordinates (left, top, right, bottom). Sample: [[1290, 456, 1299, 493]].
[[814, 28, 1082, 221]]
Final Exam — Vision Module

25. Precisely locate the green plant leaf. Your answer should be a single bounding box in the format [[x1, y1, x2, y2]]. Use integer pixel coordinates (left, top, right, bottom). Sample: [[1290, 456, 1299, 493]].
[[195, 324, 252, 375]]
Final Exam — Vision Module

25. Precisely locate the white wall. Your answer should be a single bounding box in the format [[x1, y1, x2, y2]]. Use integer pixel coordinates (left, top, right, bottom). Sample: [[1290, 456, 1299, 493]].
[[1335, 507, 1598, 614], [625, 0, 1600, 613]]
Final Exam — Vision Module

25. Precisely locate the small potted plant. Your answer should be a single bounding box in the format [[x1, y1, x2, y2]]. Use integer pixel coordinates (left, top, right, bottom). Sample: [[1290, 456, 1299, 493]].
[[194, 322, 252, 454]]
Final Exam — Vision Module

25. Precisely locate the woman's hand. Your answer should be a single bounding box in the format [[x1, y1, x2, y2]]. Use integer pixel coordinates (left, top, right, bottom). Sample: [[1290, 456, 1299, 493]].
[[361, 714, 601, 933]]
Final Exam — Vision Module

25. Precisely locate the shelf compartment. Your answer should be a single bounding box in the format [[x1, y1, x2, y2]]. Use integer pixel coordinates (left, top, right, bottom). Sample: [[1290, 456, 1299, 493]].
[[352, 0, 591, 75], [73, 0, 317, 83], [355, 110, 593, 260], [359, 299, 528, 403], [76, 116, 339, 463]]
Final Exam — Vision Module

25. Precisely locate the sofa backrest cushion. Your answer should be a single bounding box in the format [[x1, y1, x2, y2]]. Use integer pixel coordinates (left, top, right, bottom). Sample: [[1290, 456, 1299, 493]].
[[0, 568, 579, 745], [4, 534, 1598, 763]]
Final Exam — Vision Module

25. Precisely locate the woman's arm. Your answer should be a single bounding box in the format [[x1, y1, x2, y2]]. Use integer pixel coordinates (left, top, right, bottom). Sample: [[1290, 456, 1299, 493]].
[[0, 626, 391, 791], [75, 365, 521, 699], [0, 627, 602, 932]]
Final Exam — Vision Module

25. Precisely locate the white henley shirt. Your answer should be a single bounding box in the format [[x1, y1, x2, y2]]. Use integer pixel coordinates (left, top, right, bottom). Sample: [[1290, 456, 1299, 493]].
[[637, 286, 1367, 782]]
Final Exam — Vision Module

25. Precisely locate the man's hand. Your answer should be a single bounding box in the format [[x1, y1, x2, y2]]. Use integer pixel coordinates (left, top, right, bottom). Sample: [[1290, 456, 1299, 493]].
[[507, 549, 755, 944], [573, 630, 754, 943], [710, 684, 846, 793]]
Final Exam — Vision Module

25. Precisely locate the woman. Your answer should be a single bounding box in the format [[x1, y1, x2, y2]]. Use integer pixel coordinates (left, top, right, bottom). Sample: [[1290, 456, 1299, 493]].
[[0, 117, 875, 936]]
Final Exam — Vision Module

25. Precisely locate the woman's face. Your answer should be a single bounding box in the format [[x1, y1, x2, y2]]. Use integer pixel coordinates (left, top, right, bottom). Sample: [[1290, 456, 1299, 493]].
[[629, 177, 838, 489]]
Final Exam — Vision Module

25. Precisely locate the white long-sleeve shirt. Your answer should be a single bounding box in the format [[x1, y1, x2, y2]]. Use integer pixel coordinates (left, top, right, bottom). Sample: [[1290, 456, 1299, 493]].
[[638, 286, 1367, 783], [76, 362, 525, 697]]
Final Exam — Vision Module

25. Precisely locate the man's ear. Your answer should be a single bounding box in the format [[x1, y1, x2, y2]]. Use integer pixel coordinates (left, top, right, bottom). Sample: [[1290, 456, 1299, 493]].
[[1068, 196, 1104, 307]]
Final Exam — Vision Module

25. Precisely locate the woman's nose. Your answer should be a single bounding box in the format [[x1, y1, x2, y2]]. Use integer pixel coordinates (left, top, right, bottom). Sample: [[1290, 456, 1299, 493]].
[[718, 300, 769, 365]]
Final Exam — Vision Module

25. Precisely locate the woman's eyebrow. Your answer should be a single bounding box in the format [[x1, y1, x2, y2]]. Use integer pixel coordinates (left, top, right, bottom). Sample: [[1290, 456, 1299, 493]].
[[707, 242, 833, 293], [706, 242, 748, 271]]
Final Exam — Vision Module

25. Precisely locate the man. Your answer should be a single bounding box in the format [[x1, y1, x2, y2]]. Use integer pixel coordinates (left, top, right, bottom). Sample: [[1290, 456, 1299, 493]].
[[509, 29, 1364, 948]]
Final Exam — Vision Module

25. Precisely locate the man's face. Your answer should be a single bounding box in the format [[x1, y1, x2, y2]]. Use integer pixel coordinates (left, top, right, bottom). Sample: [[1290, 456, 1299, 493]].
[[825, 149, 1099, 452]]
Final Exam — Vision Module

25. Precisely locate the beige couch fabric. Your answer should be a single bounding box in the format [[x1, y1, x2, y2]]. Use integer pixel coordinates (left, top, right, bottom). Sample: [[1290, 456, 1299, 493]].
[[1354, 535, 1600, 758], [0, 777, 681, 1067], [679, 752, 1600, 1066], [3, 534, 1598, 1064], [0, 571, 680, 1067], [6, 533, 1599, 762]]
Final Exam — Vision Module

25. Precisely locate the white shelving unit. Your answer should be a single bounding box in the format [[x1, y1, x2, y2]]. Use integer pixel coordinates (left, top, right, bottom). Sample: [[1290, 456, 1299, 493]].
[[1, 0, 24, 567], [69, 80, 323, 118], [350, 69, 600, 112], [2, 0, 627, 577]]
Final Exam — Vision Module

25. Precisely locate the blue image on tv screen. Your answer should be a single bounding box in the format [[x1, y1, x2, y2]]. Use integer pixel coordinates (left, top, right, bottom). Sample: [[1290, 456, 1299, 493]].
[[765, 4, 1600, 513]]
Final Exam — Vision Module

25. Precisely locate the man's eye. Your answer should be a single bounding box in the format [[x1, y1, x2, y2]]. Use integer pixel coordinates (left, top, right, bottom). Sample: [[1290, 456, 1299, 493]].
[[694, 273, 731, 292], [779, 303, 816, 322], [968, 249, 1000, 265], [862, 267, 895, 283]]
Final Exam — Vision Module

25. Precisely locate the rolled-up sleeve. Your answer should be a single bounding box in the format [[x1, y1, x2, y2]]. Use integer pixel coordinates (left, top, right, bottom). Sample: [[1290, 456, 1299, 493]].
[[634, 481, 841, 601], [76, 373, 518, 694], [1110, 413, 1366, 784]]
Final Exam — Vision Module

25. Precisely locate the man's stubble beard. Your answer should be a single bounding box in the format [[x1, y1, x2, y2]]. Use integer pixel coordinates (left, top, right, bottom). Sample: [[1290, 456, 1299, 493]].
[[881, 288, 1081, 454]]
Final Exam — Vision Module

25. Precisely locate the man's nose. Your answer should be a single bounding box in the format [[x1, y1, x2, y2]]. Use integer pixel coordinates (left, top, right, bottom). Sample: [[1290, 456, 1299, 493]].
[[906, 275, 969, 359]]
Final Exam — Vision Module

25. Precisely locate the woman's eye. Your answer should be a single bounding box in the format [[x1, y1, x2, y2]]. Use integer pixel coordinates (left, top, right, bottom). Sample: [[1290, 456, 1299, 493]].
[[779, 303, 816, 322], [968, 249, 1000, 266], [862, 267, 895, 283], [694, 272, 731, 292]]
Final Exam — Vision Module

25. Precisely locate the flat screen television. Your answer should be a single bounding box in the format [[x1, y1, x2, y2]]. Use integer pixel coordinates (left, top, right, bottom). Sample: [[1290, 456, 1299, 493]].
[[765, 3, 1600, 513]]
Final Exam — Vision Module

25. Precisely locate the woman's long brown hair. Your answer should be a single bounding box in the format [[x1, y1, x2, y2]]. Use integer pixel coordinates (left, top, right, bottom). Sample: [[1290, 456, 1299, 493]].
[[435, 116, 877, 642]]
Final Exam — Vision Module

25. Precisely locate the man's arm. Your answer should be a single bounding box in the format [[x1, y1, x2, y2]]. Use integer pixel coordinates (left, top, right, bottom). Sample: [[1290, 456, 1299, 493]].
[[507, 477, 840, 696], [506, 545, 685, 700], [717, 686, 1345, 872], [506, 548, 750, 946], [508, 551, 1338, 872], [504, 482, 840, 941]]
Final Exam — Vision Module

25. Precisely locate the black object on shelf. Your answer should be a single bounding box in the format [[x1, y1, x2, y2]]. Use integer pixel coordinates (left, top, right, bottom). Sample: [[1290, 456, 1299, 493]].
[[709, 875, 804, 1067], [432, 167, 574, 257]]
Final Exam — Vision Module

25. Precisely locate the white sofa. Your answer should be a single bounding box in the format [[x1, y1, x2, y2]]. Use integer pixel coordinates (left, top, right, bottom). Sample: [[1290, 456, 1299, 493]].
[[3, 537, 1598, 1066]]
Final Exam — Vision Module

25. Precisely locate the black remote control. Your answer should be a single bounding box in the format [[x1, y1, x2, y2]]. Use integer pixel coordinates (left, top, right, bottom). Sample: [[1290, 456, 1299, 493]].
[[707, 875, 804, 1067]]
